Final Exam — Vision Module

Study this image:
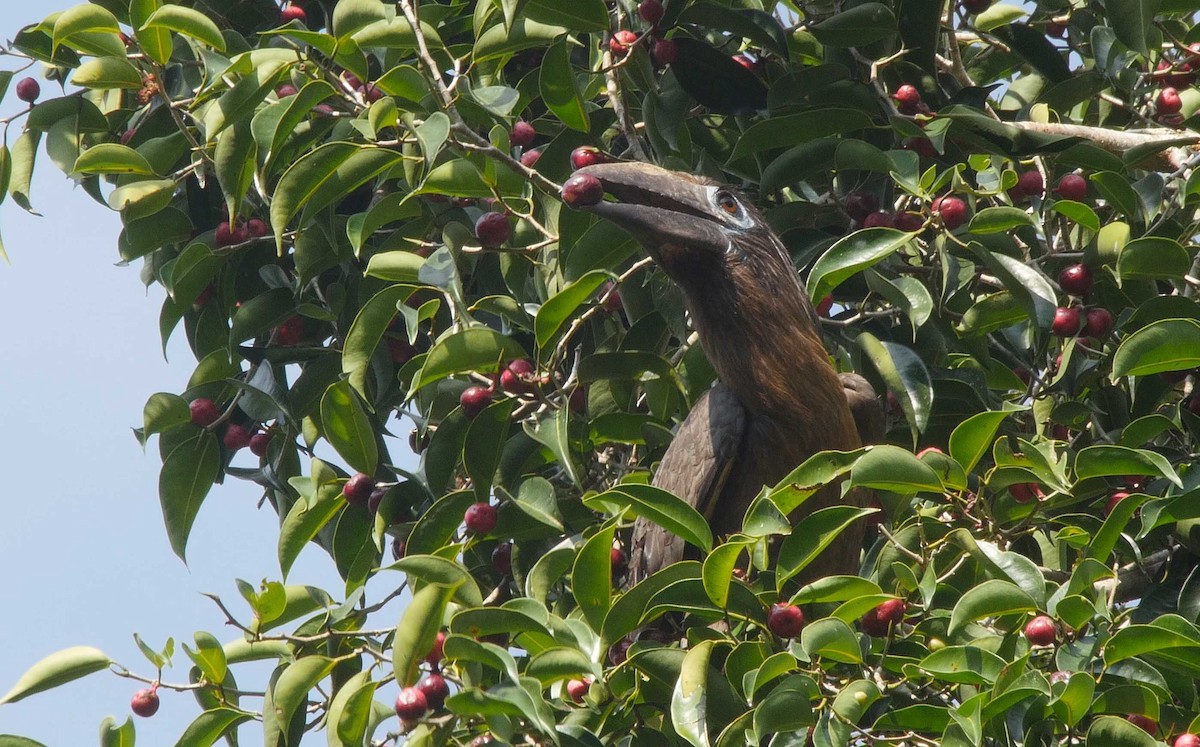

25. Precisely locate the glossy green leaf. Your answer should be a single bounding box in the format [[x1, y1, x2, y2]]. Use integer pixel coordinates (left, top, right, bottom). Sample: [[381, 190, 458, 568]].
[[809, 229, 913, 301], [270, 656, 336, 733], [523, 0, 608, 31], [107, 179, 175, 220], [587, 483, 713, 552], [173, 707, 250, 747], [858, 333, 931, 443], [1085, 716, 1161, 747], [1117, 236, 1190, 281], [850, 444, 942, 493], [729, 110, 874, 162], [947, 580, 1037, 634], [799, 618, 861, 664], [141, 5, 225, 50], [52, 5, 120, 52], [703, 540, 751, 609], [777, 506, 877, 588], [159, 432, 220, 561], [949, 409, 1021, 475], [319, 380, 378, 474], [413, 327, 528, 391], [671, 640, 714, 747], [393, 583, 457, 686], [386, 555, 482, 606], [534, 270, 609, 349], [326, 671, 377, 747], [342, 285, 410, 398], [184, 631, 227, 684], [130, 0, 170, 64], [572, 522, 617, 629], [464, 398, 514, 501], [540, 39, 588, 132], [74, 143, 155, 175], [1113, 319, 1200, 376], [71, 56, 143, 89], [214, 121, 256, 222], [809, 3, 897, 47], [917, 646, 1005, 685], [1075, 445, 1181, 486], [0, 647, 112, 704], [967, 206, 1036, 234], [98, 716, 134, 747], [142, 392, 191, 440]]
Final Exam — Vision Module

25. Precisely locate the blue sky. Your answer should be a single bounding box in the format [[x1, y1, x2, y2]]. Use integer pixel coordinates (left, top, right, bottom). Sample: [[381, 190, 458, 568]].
[[0, 5, 369, 743]]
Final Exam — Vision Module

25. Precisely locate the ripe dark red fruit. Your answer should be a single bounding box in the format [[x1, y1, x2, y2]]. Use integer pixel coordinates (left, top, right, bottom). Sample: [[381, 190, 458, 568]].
[[475, 212, 511, 247], [519, 149, 542, 167], [895, 212, 924, 232], [131, 687, 159, 717], [1055, 173, 1088, 201], [1023, 614, 1057, 646], [638, 0, 665, 25], [932, 195, 967, 230], [426, 631, 446, 665], [860, 599, 906, 636], [1105, 491, 1132, 515], [190, 398, 220, 427], [223, 423, 254, 451], [610, 30, 639, 56], [1058, 264, 1093, 295], [652, 38, 678, 66], [1051, 306, 1082, 337], [500, 359, 537, 394], [465, 502, 498, 535], [571, 146, 614, 169], [611, 547, 627, 575], [892, 84, 922, 114], [247, 218, 268, 238], [815, 294, 834, 317], [732, 55, 760, 74], [416, 673, 450, 710], [460, 385, 494, 418], [249, 431, 271, 457], [1174, 734, 1200, 747], [845, 191, 878, 222], [232, 222, 250, 244], [1128, 714, 1157, 735], [15, 77, 40, 104], [280, 4, 306, 23], [1016, 170, 1044, 197], [276, 84, 298, 97], [1158, 87, 1183, 115], [492, 542, 513, 573], [510, 120, 536, 147], [961, 0, 992, 13], [275, 316, 305, 346], [566, 677, 590, 703], [1084, 307, 1113, 337], [862, 211, 896, 228], [903, 137, 937, 157], [344, 473, 374, 507], [767, 603, 805, 638], [215, 221, 234, 247], [394, 686, 428, 723], [1010, 483, 1042, 504], [562, 173, 605, 207]]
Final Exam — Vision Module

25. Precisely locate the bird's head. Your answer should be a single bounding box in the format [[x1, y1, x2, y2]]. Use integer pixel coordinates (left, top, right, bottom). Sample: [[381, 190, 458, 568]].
[[565, 162, 789, 286]]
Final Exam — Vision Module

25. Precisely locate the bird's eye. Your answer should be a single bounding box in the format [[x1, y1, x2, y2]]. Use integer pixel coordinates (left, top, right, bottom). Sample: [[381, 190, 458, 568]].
[[717, 192, 740, 215]]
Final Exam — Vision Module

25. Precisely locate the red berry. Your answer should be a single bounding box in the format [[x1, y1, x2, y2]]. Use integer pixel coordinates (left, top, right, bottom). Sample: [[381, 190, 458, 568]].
[[610, 30, 639, 56], [892, 84, 922, 114], [1159, 86, 1183, 115], [1173, 734, 1200, 747], [223, 423, 254, 451], [562, 173, 605, 207], [611, 547, 627, 576], [426, 631, 446, 665], [1009, 483, 1042, 504], [232, 222, 250, 244], [520, 149, 542, 168], [815, 294, 834, 317], [15, 77, 39, 104], [363, 83, 383, 102], [862, 211, 896, 229], [280, 4, 306, 23], [1049, 670, 1071, 684], [276, 84, 298, 97], [1084, 307, 1113, 337], [861, 598, 906, 636], [895, 212, 924, 232], [766, 603, 805, 638], [416, 674, 450, 710], [1105, 491, 1132, 515], [500, 359, 537, 395], [732, 54, 761, 74], [344, 473, 375, 507], [1017, 170, 1044, 197], [275, 316, 305, 346], [1058, 264, 1093, 295], [475, 212, 511, 247], [845, 191, 878, 222], [1055, 173, 1088, 201], [510, 120, 536, 147], [1051, 306, 1082, 337], [566, 677, 590, 702], [249, 431, 271, 457], [120, 128, 137, 145], [130, 687, 159, 717], [638, 0, 665, 26], [189, 398, 221, 427], [1128, 715, 1158, 735], [465, 502, 498, 534], [932, 195, 967, 230], [460, 385, 494, 417], [247, 218, 268, 238], [571, 146, 614, 170], [215, 221, 234, 247], [492, 542, 513, 573], [961, 0, 992, 13], [652, 38, 678, 66], [394, 686, 428, 723], [903, 137, 937, 157], [1023, 614, 1057, 646]]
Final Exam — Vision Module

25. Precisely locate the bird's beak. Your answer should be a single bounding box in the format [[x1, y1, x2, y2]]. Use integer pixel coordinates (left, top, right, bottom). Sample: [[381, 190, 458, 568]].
[[569, 162, 730, 257]]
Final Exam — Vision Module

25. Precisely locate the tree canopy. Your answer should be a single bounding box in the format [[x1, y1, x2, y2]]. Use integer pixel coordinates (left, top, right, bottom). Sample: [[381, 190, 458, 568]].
[[4, 0, 1200, 745]]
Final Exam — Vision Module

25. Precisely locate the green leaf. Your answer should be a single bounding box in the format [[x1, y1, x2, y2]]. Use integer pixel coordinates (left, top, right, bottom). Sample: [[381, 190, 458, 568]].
[[523, 0, 608, 31], [262, 80, 336, 173], [1117, 237, 1190, 281], [1104, 621, 1200, 666], [948, 580, 1037, 634], [1052, 200, 1100, 231], [800, 618, 861, 664], [342, 285, 410, 398], [850, 444, 942, 493], [526, 406, 582, 487], [159, 431, 220, 561], [365, 251, 424, 282], [204, 60, 289, 139], [857, 333, 931, 443], [331, 0, 387, 37], [916, 646, 1005, 685], [385, 555, 482, 606], [703, 540, 751, 609], [141, 5, 226, 51], [52, 5, 120, 53], [464, 398, 514, 501], [413, 328, 528, 391], [949, 409, 1021, 475], [1075, 445, 1181, 487], [809, 229, 913, 300], [319, 380, 378, 474], [184, 631, 227, 684], [1113, 318, 1200, 376], [729, 110, 875, 163], [809, 3, 897, 47], [587, 483, 714, 552], [173, 707, 251, 747], [1090, 171, 1143, 221], [130, 0, 170, 64], [271, 656, 337, 733], [540, 39, 588, 132], [534, 270, 609, 349], [0, 647, 112, 704], [214, 121, 256, 222], [973, 3, 1027, 32], [671, 640, 714, 747], [473, 18, 569, 62], [393, 583, 457, 686], [1085, 716, 1162, 747], [1106, 0, 1159, 56], [572, 522, 617, 629], [777, 507, 877, 587], [142, 392, 191, 440], [107, 179, 175, 221], [98, 716, 134, 747], [678, 4, 790, 57], [967, 206, 1036, 234], [753, 677, 814, 735], [326, 671, 377, 747], [74, 143, 156, 175], [278, 474, 346, 578], [71, 56, 144, 89], [421, 157, 526, 198]]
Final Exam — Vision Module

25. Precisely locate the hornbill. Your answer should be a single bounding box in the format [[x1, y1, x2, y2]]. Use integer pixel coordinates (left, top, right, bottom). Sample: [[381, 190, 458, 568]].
[[564, 163, 883, 586]]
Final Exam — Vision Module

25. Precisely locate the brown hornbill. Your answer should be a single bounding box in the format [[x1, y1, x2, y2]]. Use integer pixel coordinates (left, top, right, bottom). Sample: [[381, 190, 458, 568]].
[[566, 163, 883, 586]]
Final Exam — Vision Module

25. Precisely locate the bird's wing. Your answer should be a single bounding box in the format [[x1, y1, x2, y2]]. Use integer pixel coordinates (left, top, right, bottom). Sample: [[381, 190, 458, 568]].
[[838, 373, 884, 445], [628, 383, 746, 586]]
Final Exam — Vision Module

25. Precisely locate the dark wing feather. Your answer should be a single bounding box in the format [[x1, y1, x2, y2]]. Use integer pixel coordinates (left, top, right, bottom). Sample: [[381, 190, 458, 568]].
[[628, 383, 746, 586], [839, 372, 884, 445]]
